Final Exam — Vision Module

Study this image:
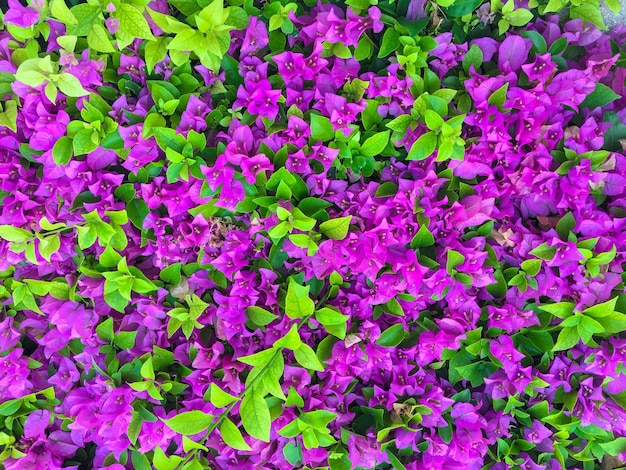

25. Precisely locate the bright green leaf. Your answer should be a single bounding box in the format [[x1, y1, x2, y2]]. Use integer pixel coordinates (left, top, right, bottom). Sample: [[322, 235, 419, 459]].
[[294, 343, 325, 371], [116, 3, 155, 40], [240, 390, 271, 442], [220, 418, 252, 451]]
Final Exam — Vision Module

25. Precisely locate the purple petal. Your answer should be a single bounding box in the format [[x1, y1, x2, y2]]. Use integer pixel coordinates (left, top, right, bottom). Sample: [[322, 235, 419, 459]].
[[23, 409, 50, 438], [498, 35, 531, 73]]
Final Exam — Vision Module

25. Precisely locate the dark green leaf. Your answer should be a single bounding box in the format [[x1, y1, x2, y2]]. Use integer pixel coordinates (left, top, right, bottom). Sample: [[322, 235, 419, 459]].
[[377, 324, 406, 347], [581, 83, 621, 108], [556, 212, 576, 240], [444, 0, 483, 17], [522, 30, 547, 54]]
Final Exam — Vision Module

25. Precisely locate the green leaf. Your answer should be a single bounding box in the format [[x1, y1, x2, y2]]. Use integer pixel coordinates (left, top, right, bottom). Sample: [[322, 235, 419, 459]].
[[571, 4, 607, 30], [96, 317, 114, 342], [556, 212, 576, 240], [208, 383, 237, 408], [167, 28, 200, 51], [131, 450, 152, 470], [605, 0, 621, 14], [446, 249, 465, 274], [581, 83, 620, 108], [378, 28, 400, 58], [0, 225, 32, 243], [246, 306, 278, 326], [548, 37, 568, 55], [87, 24, 114, 53], [529, 242, 556, 260], [594, 245, 616, 265], [162, 411, 214, 436], [294, 343, 325, 371], [444, 0, 483, 16], [488, 83, 509, 108], [411, 225, 435, 248], [141, 357, 155, 380], [498, 18, 511, 35], [538, 301, 576, 318], [0, 101, 18, 133], [182, 435, 208, 452], [543, 0, 566, 12], [116, 3, 155, 40], [159, 263, 182, 285], [50, 0, 78, 24], [274, 324, 302, 350], [319, 216, 352, 240], [56, 73, 89, 97], [424, 110, 444, 131], [197, 0, 227, 29], [24, 280, 70, 300], [316, 307, 349, 326], [15, 60, 47, 87], [361, 130, 390, 157], [114, 330, 137, 349], [507, 8, 533, 26], [238, 348, 276, 367], [220, 418, 252, 451], [383, 298, 405, 317], [127, 412, 142, 445], [66, 4, 100, 36], [240, 391, 271, 442], [407, 132, 437, 160], [600, 437, 626, 456], [553, 326, 580, 351], [583, 297, 618, 318], [283, 441, 303, 466], [285, 386, 305, 408], [76, 225, 96, 250], [145, 36, 170, 73], [104, 287, 129, 313], [0, 398, 22, 416], [52, 136, 73, 165], [127, 198, 150, 230], [310, 114, 335, 142], [578, 316, 604, 343], [361, 99, 382, 130], [386, 114, 413, 132], [73, 128, 98, 156], [596, 312, 626, 334], [39, 234, 61, 262], [285, 281, 315, 319], [227, 6, 250, 29], [462, 44, 483, 73], [522, 30, 547, 54], [377, 324, 406, 347], [521, 259, 542, 277]]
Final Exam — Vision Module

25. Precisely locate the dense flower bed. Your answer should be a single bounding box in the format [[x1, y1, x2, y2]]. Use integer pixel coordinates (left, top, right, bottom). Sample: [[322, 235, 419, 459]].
[[0, 0, 625, 468]]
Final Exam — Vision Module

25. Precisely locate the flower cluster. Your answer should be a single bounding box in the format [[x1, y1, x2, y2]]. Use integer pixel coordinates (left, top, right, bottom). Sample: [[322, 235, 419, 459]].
[[0, 0, 625, 469]]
